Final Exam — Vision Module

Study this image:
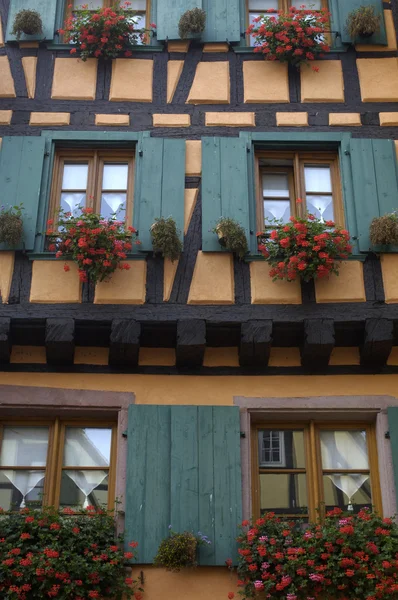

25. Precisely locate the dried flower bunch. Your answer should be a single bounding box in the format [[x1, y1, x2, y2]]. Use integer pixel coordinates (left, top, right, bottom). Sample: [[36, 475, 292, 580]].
[[214, 217, 249, 260], [12, 9, 43, 38], [178, 8, 206, 39], [0, 204, 23, 247], [150, 217, 182, 262], [370, 212, 398, 246], [346, 5, 381, 39], [154, 530, 211, 571]]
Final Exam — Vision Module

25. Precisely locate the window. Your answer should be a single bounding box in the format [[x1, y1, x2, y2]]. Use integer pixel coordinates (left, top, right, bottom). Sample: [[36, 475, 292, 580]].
[[49, 149, 135, 223], [255, 151, 343, 228], [0, 421, 116, 511], [252, 423, 381, 521]]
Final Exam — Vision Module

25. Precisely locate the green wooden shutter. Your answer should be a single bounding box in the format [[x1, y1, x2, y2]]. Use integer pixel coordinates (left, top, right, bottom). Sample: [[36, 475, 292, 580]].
[[6, 0, 58, 42], [0, 136, 46, 251], [133, 137, 186, 251], [126, 405, 242, 565], [336, 0, 387, 45], [156, 0, 203, 41], [202, 0, 241, 43], [348, 139, 398, 252], [387, 407, 398, 511], [202, 136, 251, 252]]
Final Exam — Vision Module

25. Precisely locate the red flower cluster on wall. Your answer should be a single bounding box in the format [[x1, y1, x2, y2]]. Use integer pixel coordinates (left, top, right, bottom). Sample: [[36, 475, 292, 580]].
[[247, 6, 331, 69]]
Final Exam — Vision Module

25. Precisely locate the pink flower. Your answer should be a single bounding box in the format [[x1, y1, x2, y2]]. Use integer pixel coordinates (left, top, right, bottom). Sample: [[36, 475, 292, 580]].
[[254, 581, 264, 590]]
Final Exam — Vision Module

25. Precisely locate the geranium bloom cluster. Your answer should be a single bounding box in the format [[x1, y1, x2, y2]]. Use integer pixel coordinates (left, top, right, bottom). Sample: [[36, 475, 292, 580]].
[[257, 209, 352, 282], [59, 2, 155, 61], [0, 505, 143, 600], [47, 207, 140, 285], [232, 509, 398, 600], [247, 6, 330, 69]]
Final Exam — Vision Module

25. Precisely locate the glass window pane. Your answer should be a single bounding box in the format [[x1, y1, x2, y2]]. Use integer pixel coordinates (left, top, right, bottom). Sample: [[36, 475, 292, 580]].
[[306, 195, 334, 222], [60, 193, 87, 217], [304, 166, 332, 193], [62, 164, 89, 191], [263, 173, 290, 197], [131, 0, 147, 10], [73, 0, 103, 8], [264, 200, 291, 224], [300, 1, 322, 9], [0, 470, 45, 511], [323, 474, 372, 512], [249, 0, 278, 9], [102, 164, 129, 190], [320, 430, 369, 470], [0, 427, 49, 467], [258, 430, 305, 468], [59, 471, 108, 509], [134, 14, 146, 28], [101, 193, 126, 220], [260, 473, 308, 515], [63, 428, 112, 467]]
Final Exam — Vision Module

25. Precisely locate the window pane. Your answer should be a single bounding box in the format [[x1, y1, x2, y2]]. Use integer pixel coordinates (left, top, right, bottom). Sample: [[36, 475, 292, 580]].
[[304, 166, 332, 193], [323, 474, 372, 511], [0, 470, 45, 511], [73, 0, 103, 8], [60, 192, 87, 217], [264, 200, 291, 224], [263, 173, 290, 198], [260, 473, 308, 514], [249, 0, 278, 9], [134, 14, 146, 28], [306, 195, 334, 222], [131, 0, 146, 9], [59, 471, 108, 509], [101, 193, 126, 220], [320, 430, 369, 470], [0, 427, 49, 467], [258, 430, 305, 468], [63, 428, 112, 467], [300, 1, 322, 8], [102, 164, 129, 190], [62, 164, 89, 191]]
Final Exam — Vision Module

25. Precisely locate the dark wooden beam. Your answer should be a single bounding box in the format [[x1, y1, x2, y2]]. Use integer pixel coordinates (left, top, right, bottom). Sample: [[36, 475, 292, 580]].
[[301, 319, 335, 371], [0, 318, 11, 364], [45, 318, 75, 365], [240, 320, 272, 367], [360, 318, 394, 369], [176, 319, 206, 368], [109, 320, 141, 367]]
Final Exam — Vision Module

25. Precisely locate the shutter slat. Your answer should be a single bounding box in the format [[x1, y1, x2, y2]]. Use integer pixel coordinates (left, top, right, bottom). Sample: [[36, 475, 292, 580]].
[[387, 407, 398, 512], [349, 138, 378, 252], [202, 137, 222, 251], [202, 0, 241, 43], [160, 139, 186, 245], [198, 406, 216, 564], [0, 136, 46, 251], [372, 139, 398, 216], [156, 0, 203, 41], [336, 0, 387, 45], [6, 0, 57, 42]]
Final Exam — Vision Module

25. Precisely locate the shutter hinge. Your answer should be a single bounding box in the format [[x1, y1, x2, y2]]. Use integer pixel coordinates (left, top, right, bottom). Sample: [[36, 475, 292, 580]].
[[385, 431, 390, 439], [240, 431, 246, 438], [139, 150, 143, 157], [122, 430, 128, 438], [344, 150, 350, 156], [45, 151, 50, 157]]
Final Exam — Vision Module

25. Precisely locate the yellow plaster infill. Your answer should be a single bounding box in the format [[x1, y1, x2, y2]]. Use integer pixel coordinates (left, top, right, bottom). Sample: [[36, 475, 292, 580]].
[[329, 113, 362, 126], [30, 112, 70, 126], [184, 187, 199, 233], [357, 58, 398, 102], [163, 258, 179, 302], [30, 261, 82, 304], [205, 112, 255, 127], [269, 348, 301, 367], [167, 60, 184, 103], [95, 114, 129, 126], [110, 59, 153, 102], [315, 261, 366, 303], [10, 346, 46, 364], [203, 43, 229, 52], [153, 114, 191, 127], [381, 254, 398, 303], [167, 40, 190, 52], [74, 347, 109, 365], [4, 372, 398, 405], [395, 141, 398, 160], [139, 348, 176, 366], [380, 112, 398, 126], [243, 61, 289, 103], [185, 140, 201, 176], [329, 347, 360, 366], [0, 56, 16, 98], [94, 260, 146, 305], [187, 62, 230, 104], [301, 60, 344, 103], [0, 18, 4, 47], [387, 347, 398, 366], [356, 10, 397, 51], [203, 347, 239, 367], [276, 112, 308, 127], [0, 252, 15, 303], [0, 110, 12, 125], [22, 57, 37, 99], [52, 58, 97, 101], [188, 252, 234, 305], [19, 42, 39, 48], [0, 138, 2, 149], [250, 262, 302, 305]]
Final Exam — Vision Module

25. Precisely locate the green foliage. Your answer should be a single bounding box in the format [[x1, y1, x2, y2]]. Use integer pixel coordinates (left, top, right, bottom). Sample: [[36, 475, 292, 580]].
[[214, 217, 248, 260], [346, 5, 381, 39], [370, 212, 398, 246], [0, 204, 23, 247], [154, 532, 198, 571], [12, 9, 43, 38], [150, 217, 182, 262], [178, 8, 206, 39], [0, 505, 143, 599]]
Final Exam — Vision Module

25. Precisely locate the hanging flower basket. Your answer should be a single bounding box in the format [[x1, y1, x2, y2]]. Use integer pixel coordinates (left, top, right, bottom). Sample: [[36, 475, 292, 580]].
[[178, 8, 206, 40], [154, 530, 211, 571], [12, 9, 43, 38], [247, 6, 331, 69], [213, 217, 249, 260], [370, 212, 398, 246], [346, 5, 381, 40], [257, 207, 352, 282], [150, 216, 182, 262], [0, 204, 23, 247]]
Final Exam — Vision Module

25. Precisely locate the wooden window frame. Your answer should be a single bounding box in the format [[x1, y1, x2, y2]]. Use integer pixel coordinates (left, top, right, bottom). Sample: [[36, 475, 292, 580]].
[[0, 419, 117, 511], [251, 421, 382, 522], [48, 149, 135, 224], [255, 150, 343, 230]]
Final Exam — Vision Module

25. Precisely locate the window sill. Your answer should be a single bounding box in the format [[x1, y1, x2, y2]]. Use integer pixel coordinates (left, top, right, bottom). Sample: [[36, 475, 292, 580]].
[[46, 43, 164, 52], [233, 46, 347, 54], [27, 252, 147, 261], [244, 253, 367, 263]]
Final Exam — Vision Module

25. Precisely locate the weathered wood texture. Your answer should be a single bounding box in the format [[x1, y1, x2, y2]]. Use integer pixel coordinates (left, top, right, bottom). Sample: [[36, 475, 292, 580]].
[[109, 319, 141, 366], [239, 320, 272, 367], [45, 318, 75, 365], [176, 319, 206, 367], [301, 319, 335, 371]]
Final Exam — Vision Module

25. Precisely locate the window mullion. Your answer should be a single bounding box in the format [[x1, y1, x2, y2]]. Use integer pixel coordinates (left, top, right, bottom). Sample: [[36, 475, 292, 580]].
[[308, 421, 321, 521], [53, 423, 66, 509], [45, 418, 61, 506], [89, 152, 101, 212], [293, 153, 304, 218]]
